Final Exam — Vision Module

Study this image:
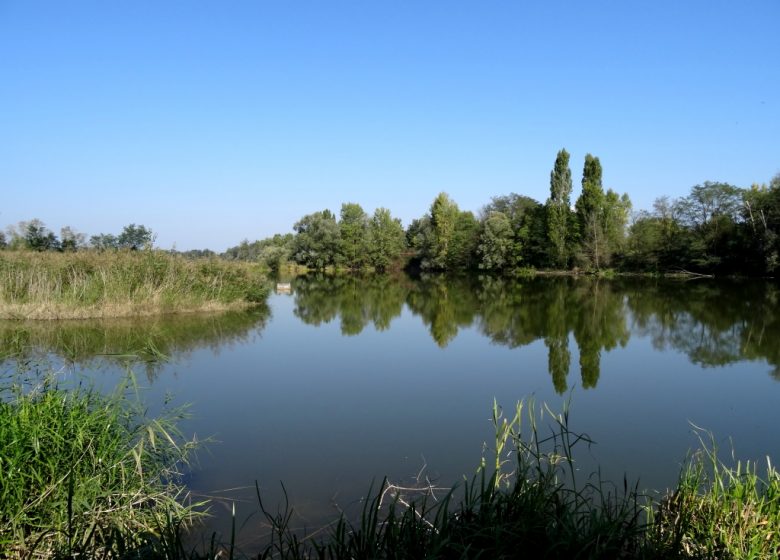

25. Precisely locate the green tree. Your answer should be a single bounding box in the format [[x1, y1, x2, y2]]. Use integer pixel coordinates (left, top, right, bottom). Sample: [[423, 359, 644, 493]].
[[19, 220, 60, 251], [338, 203, 369, 270], [117, 224, 154, 250], [60, 226, 85, 252], [291, 210, 341, 270], [676, 182, 743, 271], [575, 154, 606, 269], [742, 177, 780, 274], [477, 211, 514, 271], [0, 231, 6, 250], [601, 190, 632, 265], [90, 233, 119, 251], [625, 211, 662, 271], [546, 148, 573, 268], [260, 234, 295, 272], [447, 210, 480, 270], [367, 207, 406, 272], [428, 192, 460, 270], [482, 193, 543, 268]]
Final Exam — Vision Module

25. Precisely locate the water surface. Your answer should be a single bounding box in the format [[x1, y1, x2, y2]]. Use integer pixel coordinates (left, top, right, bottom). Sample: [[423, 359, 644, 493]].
[[3, 275, 779, 545]]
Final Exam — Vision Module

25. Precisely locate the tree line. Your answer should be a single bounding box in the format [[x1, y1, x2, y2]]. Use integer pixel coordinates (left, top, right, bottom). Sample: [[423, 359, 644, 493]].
[[6, 149, 779, 276], [224, 149, 779, 276], [0, 221, 155, 252]]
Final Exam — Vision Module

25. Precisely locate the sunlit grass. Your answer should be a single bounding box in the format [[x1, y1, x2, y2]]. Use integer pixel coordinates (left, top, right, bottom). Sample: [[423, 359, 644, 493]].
[[0, 371, 203, 558], [0, 250, 268, 319], [651, 430, 780, 558]]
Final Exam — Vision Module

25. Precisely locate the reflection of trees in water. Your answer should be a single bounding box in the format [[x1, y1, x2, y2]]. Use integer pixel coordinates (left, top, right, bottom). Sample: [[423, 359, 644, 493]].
[[291, 274, 635, 392], [0, 306, 270, 380], [292, 274, 780, 392], [405, 276, 479, 347], [625, 280, 780, 377], [571, 280, 631, 389], [474, 276, 629, 392], [293, 274, 410, 336]]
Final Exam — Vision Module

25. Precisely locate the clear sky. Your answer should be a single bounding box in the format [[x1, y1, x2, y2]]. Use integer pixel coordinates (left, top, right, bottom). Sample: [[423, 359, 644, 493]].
[[2, 1, 778, 251]]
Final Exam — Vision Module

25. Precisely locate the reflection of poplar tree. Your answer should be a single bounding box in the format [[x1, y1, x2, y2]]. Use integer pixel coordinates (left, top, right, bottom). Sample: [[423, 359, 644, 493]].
[[546, 337, 571, 394], [577, 338, 601, 389], [572, 279, 604, 389], [571, 279, 631, 389], [544, 279, 572, 394]]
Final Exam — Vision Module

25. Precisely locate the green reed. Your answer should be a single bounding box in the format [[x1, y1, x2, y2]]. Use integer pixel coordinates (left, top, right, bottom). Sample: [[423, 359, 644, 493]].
[[650, 430, 780, 559], [0, 250, 268, 319], [0, 371, 203, 558]]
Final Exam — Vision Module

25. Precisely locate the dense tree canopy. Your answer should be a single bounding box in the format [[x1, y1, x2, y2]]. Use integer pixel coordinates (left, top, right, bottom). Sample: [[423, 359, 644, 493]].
[[291, 210, 341, 270], [367, 208, 406, 272]]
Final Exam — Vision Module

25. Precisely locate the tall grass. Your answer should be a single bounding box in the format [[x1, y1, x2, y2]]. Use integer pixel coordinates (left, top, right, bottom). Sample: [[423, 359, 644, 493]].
[[0, 371, 203, 558], [651, 431, 780, 559], [0, 250, 269, 319]]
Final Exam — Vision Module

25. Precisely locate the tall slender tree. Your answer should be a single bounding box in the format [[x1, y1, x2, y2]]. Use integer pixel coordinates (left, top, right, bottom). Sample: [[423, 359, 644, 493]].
[[546, 149, 573, 268], [575, 154, 606, 269]]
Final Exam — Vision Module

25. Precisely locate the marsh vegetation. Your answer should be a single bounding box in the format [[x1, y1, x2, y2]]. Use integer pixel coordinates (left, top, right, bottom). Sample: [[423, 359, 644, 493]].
[[0, 251, 268, 320], [0, 371, 201, 558]]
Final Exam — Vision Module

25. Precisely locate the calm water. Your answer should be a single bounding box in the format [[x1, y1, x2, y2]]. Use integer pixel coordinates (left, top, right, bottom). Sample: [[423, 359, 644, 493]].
[[3, 275, 780, 544]]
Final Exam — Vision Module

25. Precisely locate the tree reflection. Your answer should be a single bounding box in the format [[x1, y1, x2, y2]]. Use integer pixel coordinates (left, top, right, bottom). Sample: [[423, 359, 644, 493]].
[[625, 279, 780, 375], [293, 273, 780, 391], [293, 274, 410, 336], [406, 276, 479, 347]]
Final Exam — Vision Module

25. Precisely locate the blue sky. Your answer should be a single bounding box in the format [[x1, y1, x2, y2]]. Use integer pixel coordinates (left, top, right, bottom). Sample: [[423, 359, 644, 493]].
[[2, 1, 778, 250]]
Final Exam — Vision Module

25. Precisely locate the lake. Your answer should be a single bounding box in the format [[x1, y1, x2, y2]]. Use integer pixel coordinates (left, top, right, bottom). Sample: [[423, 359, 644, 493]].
[[3, 274, 779, 547]]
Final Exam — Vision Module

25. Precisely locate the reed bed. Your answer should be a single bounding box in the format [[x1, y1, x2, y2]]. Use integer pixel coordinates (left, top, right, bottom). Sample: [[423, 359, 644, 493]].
[[0, 372, 203, 558], [0, 251, 268, 320]]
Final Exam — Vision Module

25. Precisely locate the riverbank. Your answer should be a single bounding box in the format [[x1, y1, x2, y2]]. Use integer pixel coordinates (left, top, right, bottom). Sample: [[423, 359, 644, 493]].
[[0, 251, 268, 320]]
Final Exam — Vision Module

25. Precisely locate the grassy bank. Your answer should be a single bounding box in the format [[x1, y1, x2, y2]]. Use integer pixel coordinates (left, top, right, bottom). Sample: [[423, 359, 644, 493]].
[[0, 372, 201, 558], [0, 251, 269, 319]]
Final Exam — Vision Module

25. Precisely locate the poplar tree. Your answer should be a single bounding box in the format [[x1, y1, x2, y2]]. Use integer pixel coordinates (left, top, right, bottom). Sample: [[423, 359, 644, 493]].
[[575, 154, 606, 269], [546, 149, 573, 268]]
